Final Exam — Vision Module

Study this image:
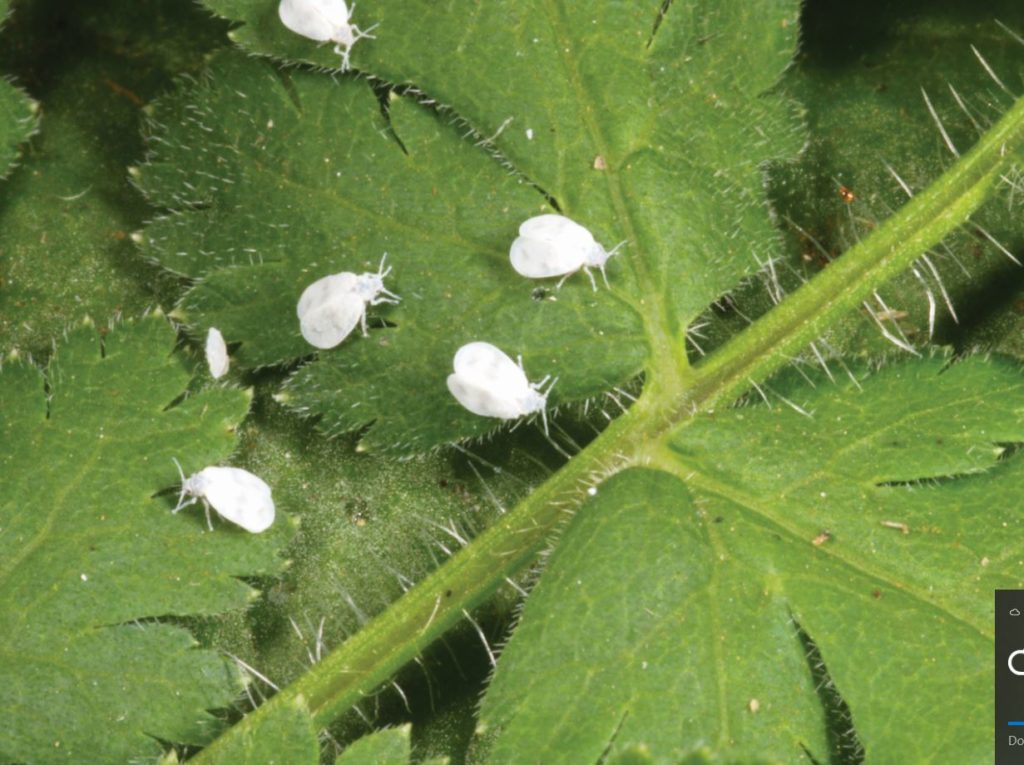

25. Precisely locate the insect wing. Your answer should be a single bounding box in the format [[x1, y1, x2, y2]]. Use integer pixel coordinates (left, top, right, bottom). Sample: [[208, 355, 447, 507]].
[[278, 0, 347, 41], [511, 214, 593, 278], [205, 327, 229, 379], [198, 467, 275, 533], [447, 373, 526, 420], [300, 292, 364, 349], [510, 236, 582, 278], [452, 342, 528, 388], [449, 342, 532, 419], [519, 214, 595, 251], [297, 272, 359, 319]]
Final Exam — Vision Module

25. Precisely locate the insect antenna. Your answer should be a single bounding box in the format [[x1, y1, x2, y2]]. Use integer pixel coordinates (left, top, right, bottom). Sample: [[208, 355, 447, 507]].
[[377, 252, 391, 279], [355, 23, 379, 41], [375, 287, 401, 304], [607, 239, 628, 259], [374, 253, 401, 303], [536, 375, 559, 437], [171, 457, 190, 513]]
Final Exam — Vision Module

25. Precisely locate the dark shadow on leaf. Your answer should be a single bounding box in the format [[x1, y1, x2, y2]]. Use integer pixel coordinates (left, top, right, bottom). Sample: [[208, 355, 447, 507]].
[[793, 615, 865, 765]]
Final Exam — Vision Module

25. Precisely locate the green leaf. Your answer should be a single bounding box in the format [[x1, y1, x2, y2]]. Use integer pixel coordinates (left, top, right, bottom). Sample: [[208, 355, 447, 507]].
[[333, 724, 411, 765], [475, 470, 826, 764], [712, 5, 1024, 358], [0, 0, 226, 353], [183, 48, 1024, 765], [211, 387, 538, 689], [0, 0, 38, 180], [185, 695, 319, 765], [195, 721, 448, 765], [0, 314, 289, 765], [136, 52, 641, 451], [477, 354, 1024, 762], [138, 0, 803, 451], [667, 355, 1023, 761]]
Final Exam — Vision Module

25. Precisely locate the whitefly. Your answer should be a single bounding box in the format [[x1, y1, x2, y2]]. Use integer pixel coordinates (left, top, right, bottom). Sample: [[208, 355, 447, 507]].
[[278, 0, 378, 71], [172, 458, 275, 533], [509, 213, 625, 291], [205, 327, 229, 380], [297, 254, 400, 350], [446, 341, 557, 434]]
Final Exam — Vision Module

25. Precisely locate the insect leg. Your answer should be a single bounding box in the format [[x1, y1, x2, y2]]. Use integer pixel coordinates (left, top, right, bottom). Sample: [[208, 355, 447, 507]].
[[608, 240, 628, 257], [202, 499, 214, 532], [371, 288, 401, 305], [171, 457, 190, 512], [333, 43, 352, 71], [352, 22, 379, 41]]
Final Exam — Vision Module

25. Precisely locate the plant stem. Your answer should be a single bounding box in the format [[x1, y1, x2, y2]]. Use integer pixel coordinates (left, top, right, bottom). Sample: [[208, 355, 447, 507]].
[[193, 401, 649, 761], [682, 94, 1024, 415], [192, 94, 1024, 762]]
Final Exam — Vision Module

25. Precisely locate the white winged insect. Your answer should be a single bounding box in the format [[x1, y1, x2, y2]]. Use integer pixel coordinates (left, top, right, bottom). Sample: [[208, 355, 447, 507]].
[[509, 213, 625, 291], [205, 327, 229, 380], [297, 255, 400, 350], [172, 458, 276, 533], [277, 0, 378, 71], [446, 341, 556, 434]]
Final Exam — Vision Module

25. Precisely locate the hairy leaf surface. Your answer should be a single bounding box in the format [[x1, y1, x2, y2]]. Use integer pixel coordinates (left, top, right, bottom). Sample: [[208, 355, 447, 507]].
[[139, 0, 803, 451], [0, 0, 38, 180], [182, 696, 319, 765], [704, 5, 1024, 360], [333, 725, 412, 765], [0, 0, 226, 353], [479, 355, 1024, 763], [0, 316, 288, 764]]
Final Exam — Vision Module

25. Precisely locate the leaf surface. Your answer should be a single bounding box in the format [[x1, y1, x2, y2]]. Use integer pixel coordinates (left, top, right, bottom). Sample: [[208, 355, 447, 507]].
[[0, 0, 226, 353], [333, 725, 411, 765], [0, 315, 288, 764], [477, 469, 826, 764], [0, 0, 38, 180], [139, 0, 803, 451], [478, 355, 1024, 763], [208, 388, 544, 692], [703, 5, 1024, 360], [191, 695, 319, 765]]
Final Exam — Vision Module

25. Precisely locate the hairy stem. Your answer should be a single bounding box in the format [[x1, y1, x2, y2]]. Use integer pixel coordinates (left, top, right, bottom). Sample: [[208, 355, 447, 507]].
[[192, 93, 1024, 761], [680, 93, 1024, 415]]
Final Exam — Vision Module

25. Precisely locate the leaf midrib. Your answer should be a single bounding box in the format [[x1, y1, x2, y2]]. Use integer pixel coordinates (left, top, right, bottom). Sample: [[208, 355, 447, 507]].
[[0, 424, 98, 593], [780, 378, 1022, 495], [648, 445, 990, 639], [541, 0, 690, 388]]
